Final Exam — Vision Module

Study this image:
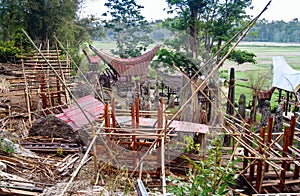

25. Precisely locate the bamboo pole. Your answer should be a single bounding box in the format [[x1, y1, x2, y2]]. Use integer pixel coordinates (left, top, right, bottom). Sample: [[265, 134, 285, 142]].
[[54, 40, 64, 105], [21, 58, 32, 125], [53, 35, 105, 104], [22, 30, 118, 191], [104, 103, 110, 140], [161, 133, 166, 196], [243, 118, 251, 171], [128, 1, 272, 178], [59, 121, 105, 196]]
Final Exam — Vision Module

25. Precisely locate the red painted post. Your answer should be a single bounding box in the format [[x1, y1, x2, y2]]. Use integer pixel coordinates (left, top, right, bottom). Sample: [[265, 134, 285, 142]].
[[289, 116, 296, 146], [135, 98, 140, 130], [156, 98, 163, 178], [265, 116, 273, 172], [256, 126, 265, 193], [112, 98, 116, 129], [131, 104, 137, 168], [279, 126, 290, 192], [294, 164, 299, 179], [287, 116, 296, 171]]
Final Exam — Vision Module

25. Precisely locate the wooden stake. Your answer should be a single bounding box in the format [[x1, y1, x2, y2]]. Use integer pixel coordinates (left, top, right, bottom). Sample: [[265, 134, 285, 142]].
[[135, 97, 140, 129], [59, 122, 105, 196], [279, 126, 290, 192], [157, 98, 163, 178], [112, 98, 116, 129], [265, 116, 273, 172], [287, 116, 296, 171], [256, 126, 265, 193]]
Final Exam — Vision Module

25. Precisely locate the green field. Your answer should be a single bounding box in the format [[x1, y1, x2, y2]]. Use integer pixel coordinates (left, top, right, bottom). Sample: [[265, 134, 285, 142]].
[[225, 42, 300, 110]]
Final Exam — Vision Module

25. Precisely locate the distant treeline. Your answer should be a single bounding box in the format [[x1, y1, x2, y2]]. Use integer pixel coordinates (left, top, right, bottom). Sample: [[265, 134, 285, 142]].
[[245, 18, 300, 43]]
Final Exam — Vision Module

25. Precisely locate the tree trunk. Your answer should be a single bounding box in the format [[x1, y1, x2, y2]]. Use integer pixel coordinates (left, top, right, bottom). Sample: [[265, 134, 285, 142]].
[[179, 76, 200, 141], [180, 77, 200, 122]]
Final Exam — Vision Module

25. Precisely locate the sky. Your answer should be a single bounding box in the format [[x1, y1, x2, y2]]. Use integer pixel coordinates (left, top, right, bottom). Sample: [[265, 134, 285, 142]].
[[80, 0, 300, 22]]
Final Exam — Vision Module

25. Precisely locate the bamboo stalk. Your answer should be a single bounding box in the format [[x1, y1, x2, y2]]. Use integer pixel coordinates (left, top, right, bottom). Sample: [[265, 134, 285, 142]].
[[21, 58, 32, 126]]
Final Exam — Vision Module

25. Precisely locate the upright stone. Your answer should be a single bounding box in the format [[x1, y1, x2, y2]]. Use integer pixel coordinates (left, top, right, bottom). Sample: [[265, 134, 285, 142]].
[[126, 91, 134, 110], [153, 78, 159, 110], [237, 94, 246, 120], [140, 80, 151, 111], [273, 104, 283, 139], [257, 100, 271, 132]]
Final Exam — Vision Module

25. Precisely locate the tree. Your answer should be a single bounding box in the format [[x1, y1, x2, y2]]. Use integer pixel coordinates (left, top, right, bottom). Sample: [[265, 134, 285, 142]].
[[0, 0, 26, 41], [158, 0, 254, 124], [0, 0, 105, 68], [245, 18, 300, 43], [0, 0, 99, 48], [102, 0, 153, 58]]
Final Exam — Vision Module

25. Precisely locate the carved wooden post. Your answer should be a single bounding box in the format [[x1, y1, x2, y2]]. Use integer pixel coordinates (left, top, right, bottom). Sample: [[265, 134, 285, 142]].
[[226, 67, 235, 115], [225, 68, 235, 147], [285, 91, 290, 116]]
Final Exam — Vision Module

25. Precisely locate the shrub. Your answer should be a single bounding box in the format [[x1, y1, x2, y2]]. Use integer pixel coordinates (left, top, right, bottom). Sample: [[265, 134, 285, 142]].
[[0, 41, 20, 63], [167, 136, 237, 196]]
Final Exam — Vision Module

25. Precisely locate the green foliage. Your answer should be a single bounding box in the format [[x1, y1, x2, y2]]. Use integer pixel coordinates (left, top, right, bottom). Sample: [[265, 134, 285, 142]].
[[246, 19, 300, 43], [167, 136, 237, 196], [13, 28, 33, 53], [184, 135, 200, 153], [102, 0, 154, 58], [77, 16, 105, 41], [0, 40, 20, 63], [219, 70, 229, 81], [56, 147, 63, 156], [0, 139, 15, 155], [0, 0, 97, 70], [228, 49, 257, 65], [154, 48, 200, 77], [164, 0, 253, 64]]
